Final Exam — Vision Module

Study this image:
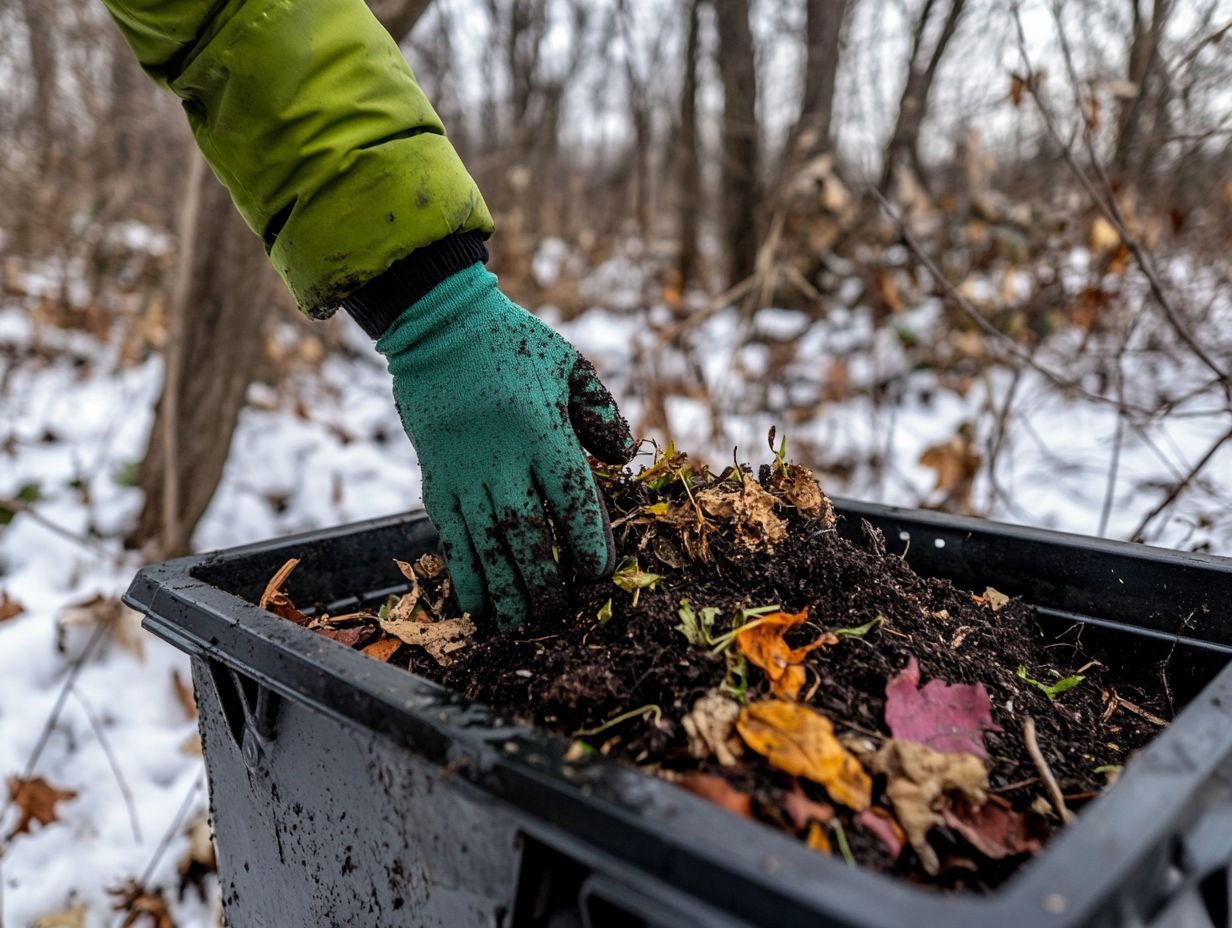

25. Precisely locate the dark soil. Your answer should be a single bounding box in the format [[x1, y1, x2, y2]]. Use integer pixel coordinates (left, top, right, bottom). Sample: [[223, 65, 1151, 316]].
[[301, 454, 1174, 890]]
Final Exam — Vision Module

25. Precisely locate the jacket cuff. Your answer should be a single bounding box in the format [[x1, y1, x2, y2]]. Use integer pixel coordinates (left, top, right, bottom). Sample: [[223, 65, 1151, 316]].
[[341, 232, 490, 339]]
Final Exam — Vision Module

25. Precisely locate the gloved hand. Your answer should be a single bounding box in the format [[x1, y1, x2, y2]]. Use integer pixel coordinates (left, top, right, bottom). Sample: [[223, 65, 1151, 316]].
[[377, 262, 635, 630]]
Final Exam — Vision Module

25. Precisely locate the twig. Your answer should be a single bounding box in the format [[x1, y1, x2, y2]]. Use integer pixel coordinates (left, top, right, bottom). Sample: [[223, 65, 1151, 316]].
[[0, 496, 124, 565], [71, 685, 142, 843], [1130, 425, 1232, 542], [573, 704, 663, 738], [870, 188, 1154, 417], [1023, 716, 1075, 825], [1016, 5, 1230, 393]]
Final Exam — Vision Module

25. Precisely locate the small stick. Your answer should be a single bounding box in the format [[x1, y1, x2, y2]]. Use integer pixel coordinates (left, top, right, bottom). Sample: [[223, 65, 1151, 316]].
[[1023, 716, 1075, 825]]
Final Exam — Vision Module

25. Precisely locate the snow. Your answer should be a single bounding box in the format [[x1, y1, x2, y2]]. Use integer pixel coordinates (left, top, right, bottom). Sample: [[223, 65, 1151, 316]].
[[2, 250, 1229, 924]]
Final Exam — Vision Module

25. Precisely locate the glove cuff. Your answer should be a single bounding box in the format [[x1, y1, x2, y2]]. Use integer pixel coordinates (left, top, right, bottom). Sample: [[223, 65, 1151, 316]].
[[341, 232, 490, 339]]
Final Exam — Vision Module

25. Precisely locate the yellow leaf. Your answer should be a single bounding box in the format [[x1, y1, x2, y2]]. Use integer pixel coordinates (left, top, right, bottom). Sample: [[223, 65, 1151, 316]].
[[737, 608, 837, 699], [806, 821, 832, 854], [1090, 216, 1121, 253], [736, 701, 871, 810]]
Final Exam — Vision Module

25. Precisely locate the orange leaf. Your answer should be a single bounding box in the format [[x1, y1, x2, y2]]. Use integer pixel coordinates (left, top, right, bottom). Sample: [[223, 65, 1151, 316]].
[[737, 609, 836, 699], [736, 701, 871, 810], [679, 772, 754, 818], [0, 590, 24, 623], [259, 558, 310, 625], [362, 636, 402, 662], [6, 776, 77, 838], [806, 821, 832, 854]]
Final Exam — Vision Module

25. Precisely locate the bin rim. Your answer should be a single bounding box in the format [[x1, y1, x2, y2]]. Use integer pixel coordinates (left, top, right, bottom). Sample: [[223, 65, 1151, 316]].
[[123, 500, 1232, 928]]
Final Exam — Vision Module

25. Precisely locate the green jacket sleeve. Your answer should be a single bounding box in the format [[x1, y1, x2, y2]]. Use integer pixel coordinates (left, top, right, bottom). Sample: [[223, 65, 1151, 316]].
[[101, 0, 494, 318]]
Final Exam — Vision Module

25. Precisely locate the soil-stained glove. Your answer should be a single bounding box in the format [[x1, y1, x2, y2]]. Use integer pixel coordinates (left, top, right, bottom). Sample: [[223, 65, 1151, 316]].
[[378, 262, 635, 630]]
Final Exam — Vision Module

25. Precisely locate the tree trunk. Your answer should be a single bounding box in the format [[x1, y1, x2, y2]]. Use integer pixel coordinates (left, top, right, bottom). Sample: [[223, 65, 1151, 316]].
[[790, 0, 848, 163], [878, 0, 967, 196], [129, 157, 275, 556], [1111, 0, 1171, 181], [712, 0, 761, 287], [130, 0, 436, 556], [677, 0, 703, 289]]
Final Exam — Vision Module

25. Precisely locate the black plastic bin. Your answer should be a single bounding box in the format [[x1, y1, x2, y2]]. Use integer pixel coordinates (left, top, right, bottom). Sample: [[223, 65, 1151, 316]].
[[123, 500, 1232, 928]]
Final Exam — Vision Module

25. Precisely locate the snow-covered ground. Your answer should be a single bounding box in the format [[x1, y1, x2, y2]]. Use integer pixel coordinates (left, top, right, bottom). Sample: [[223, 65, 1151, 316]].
[[1, 253, 1229, 924]]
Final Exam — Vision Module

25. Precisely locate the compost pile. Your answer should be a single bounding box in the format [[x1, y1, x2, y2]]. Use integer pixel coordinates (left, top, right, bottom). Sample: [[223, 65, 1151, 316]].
[[261, 443, 1172, 890]]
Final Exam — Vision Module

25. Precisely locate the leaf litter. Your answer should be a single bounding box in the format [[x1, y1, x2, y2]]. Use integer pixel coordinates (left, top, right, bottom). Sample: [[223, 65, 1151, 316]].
[[259, 443, 1172, 890]]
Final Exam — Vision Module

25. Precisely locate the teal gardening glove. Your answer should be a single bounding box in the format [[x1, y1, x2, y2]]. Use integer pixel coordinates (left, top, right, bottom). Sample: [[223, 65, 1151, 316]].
[[377, 263, 635, 630]]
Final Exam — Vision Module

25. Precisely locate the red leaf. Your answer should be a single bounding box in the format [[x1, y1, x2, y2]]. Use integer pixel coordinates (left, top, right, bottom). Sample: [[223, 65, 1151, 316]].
[[315, 624, 376, 648], [884, 656, 1001, 758], [679, 772, 753, 818], [782, 783, 834, 831], [941, 797, 1044, 859], [857, 807, 905, 859]]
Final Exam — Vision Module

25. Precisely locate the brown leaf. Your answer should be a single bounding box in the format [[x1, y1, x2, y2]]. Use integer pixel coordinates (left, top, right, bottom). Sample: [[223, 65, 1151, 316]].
[[315, 624, 377, 648], [6, 775, 78, 838], [362, 636, 402, 662], [380, 614, 475, 667], [737, 608, 837, 699], [57, 595, 147, 660], [857, 807, 905, 859], [919, 431, 981, 513], [697, 476, 786, 550], [782, 783, 835, 830], [171, 670, 196, 720], [941, 797, 1044, 860], [981, 587, 1009, 612], [679, 772, 753, 818], [258, 558, 309, 625], [681, 689, 744, 766], [413, 554, 447, 579], [768, 463, 833, 523], [177, 813, 217, 902], [865, 739, 988, 875], [0, 590, 24, 623], [29, 906, 87, 928], [737, 701, 871, 810], [108, 880, 176, 928]]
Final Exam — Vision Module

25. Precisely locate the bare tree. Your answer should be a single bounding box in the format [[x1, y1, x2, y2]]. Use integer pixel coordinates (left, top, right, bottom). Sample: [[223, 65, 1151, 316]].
[[712, 0, 761, 286], [878, 0, 968, 196], [791, 0, 849, 163], [1111, 0, 1173, 182], [677, 0, 703, 289]]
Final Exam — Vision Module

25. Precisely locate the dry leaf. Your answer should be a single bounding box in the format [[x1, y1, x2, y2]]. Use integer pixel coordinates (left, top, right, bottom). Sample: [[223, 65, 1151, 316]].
[[681, 689, 744, 766], [6, 775, 78, 838], [171, 670, 196, 719], [806, 820, 832, 854], [918, 431, 981, 514], [380, 615, 475, 667], [679, 772, 753, 818], [981, 587, 1009, 612], [941, 797, 1043, 860], [0, 590, 24, 622], [178, 813, 217, 902], [737, 700, 871, 810], [30, 906, 87, 928], [362, 636, 402, 662], [413, 554, 446, 579], [782, 783, 835, 830], [768, 463, 834, 523], [315, 623, 377, 648], [258, 558, 309, 625], [737, 608, 837, 699], [884, 656, 1001, 759], [57, 595, 147, 660], [697, 476, 786, 550], [857, 807, 906, 859], [109, 880, 176, 928], [865, 739, 989, 874]]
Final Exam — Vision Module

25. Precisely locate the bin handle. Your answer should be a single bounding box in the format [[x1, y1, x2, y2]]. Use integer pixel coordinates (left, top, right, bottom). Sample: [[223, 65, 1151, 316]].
[[206, 659, 280, 773], [578, 871, 712, 928]]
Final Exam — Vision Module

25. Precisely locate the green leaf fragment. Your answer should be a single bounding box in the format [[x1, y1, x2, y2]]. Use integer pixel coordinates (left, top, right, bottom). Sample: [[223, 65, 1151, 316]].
[[597, 598, 614, 625], [676, 598, 721, 646], [1017, 664, 1085, 699], [612, 556, 663, 607], [834, 615, 885, 639]]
